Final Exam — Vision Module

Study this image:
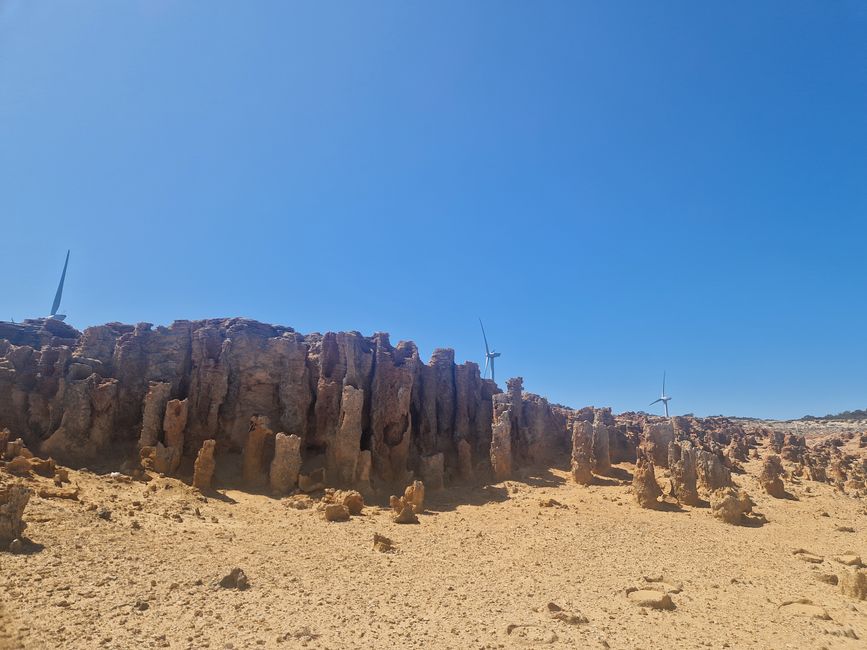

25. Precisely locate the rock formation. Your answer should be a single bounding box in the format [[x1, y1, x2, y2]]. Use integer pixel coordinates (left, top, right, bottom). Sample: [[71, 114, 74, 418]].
[[570, 420, 593, 485], [668, 440, 699, 506], [710, 488, 755, 525], [591, 410, 611, 476], [490, 394, 513, 481], [242, 416, 273, 488], [192, 440, 216, 490], [642, 422, 674, 468], [0, 484, 30, 548], [633, 451, 662, 509], [269, 433, 302, 495], [759, 455, 786, 498]]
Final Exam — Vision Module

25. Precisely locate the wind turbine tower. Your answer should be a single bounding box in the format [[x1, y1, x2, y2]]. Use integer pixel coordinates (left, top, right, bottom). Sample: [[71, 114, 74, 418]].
[[49, 250, 70, 321], [479, 319, 501, 383], [649, 371, 672, 417]]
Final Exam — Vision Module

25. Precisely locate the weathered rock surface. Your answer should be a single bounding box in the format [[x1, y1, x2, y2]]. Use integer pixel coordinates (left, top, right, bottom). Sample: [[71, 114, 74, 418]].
[[242, 416, 273, 488], [591, 411, 611, 476], [711, 487, 755, 525], [570, 420, 593, 485], [840, 569, 867, 600], [668, 440, 699, 506], [633, 452, 662, 509], [760, 455, 786, 498], [0, 484, 30, 548], [192, 440, 216, 490], [269, 433, 302, 495]]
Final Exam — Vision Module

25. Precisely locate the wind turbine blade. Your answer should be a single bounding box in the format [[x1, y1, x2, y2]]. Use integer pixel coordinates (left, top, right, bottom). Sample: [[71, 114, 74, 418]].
[[478, 318, 490, 355], [649, 398, 663, 406], [50, 250, 70, 316], [662, 371, 666, 396]]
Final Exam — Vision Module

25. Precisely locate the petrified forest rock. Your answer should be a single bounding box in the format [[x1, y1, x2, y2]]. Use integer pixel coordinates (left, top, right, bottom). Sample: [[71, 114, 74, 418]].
[[490, 394, 513, 481], [668, 441, 699, 506], [592, 412, 611, 476], [270, 433, 302, 495], [0, 484, 30, 548], [695, 448, 732, 494], [760, 455, 786, 498], [162, 398, 188, 450], [642, 422, 674, 468], [192, 440, 216, 490], [404, 480, 425, 514], [710, 487, 755, 525], [242, 416, 273, 488], [329, 385, 363, 485], [570, 420, 594, 485], [138, 382, 170, 448], [419, 453, 444, 491], [633, 452, 662, 509], [840, 569, 867, 600]]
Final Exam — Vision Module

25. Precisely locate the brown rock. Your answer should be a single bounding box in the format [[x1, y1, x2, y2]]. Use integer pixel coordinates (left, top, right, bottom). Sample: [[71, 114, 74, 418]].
[[192, 439, 216, 490], [37, 486, 79, 500], [162, 398, 188, 450], [643, 422, 674, 468], [570, 420, 593, 485], [490, 394, 513, 482], [457, 439, 474, 482], [840, 569, 867, 600], [324, 503, 350, 522], [760, 455, 786, 498], [0, 484, 30, 547], [419, 453, 444, 491], [404, 480, 425, 514], [393, 503, 419, 524], [298, 468, 326, 493], [6, 456, 32, 476], [592, 413, 611, 475], [326, 384, 364, 485], [710, 487, 755, 525], [333, 490, 364, 515], [242, 416, 273, 487], [373, 532, 395, 552], [138, 382, 170, 448], [668, 441, 699, 506], [269, 433, 302, 495], [633, 452, 662, 509]]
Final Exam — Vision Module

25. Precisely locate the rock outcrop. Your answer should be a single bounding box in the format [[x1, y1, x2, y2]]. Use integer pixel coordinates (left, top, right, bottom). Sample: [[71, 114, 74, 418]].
[[710, 488, 755, 525], [633, 452, 663, 509], [570, 420, 594, 485], [192, 440, 216, 490], [242, 416, 273, 488], [760, 455, 786, 498], [270, 433, 302, 495], [0, 484, 30, 548], [668, 440, 699, 506]]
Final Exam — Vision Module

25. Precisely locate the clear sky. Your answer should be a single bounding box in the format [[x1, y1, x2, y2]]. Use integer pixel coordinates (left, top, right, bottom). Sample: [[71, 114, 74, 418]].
[[1, 2, 865, 419]]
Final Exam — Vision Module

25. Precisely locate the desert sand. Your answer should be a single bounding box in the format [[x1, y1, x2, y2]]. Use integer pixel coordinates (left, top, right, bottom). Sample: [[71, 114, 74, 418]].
[[2, 424, 865, 650]]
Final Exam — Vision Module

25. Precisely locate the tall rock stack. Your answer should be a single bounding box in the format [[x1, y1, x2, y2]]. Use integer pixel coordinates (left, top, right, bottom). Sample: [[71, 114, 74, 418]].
[[668, 440, 699, 506], [591, 409, 611, 476], [570, 419, 594, 485]]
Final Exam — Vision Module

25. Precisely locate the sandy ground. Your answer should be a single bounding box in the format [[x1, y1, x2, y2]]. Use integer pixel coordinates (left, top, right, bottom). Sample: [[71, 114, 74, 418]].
[[2, 434, 866, 650]]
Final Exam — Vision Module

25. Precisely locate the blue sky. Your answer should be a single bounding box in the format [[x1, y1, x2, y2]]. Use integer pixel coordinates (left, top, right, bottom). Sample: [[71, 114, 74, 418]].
[[1, 2, 865, 419]]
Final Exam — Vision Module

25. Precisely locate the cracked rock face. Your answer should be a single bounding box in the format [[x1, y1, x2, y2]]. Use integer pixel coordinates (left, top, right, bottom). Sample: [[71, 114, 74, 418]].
[[4, 319, 576, 491]]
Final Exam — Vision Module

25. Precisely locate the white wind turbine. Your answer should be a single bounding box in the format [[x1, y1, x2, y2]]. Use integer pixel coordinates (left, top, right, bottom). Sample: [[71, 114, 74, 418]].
[[479, 318, 501, 383], [48, 250, 70, 321], [649, 371, 672, 417]]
